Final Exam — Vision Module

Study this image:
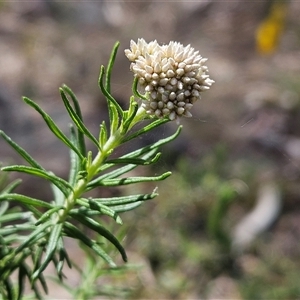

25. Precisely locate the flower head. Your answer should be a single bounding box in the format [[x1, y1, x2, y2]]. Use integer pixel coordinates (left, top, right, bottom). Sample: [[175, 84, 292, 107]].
[[125, 38, 214, 121]]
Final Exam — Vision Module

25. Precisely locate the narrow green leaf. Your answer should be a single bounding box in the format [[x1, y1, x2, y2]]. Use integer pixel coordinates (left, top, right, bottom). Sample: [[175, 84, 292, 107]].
[[106, 153, 161, 166], [90, 149, 158, 187], [123, 118, 170, 143], [121, 99, 138, 133], [15, 221, 52, 254], [61, 85, 84, 119], [91, 163, 137, 185], [31, 279, 43, 300], [110, 104, 120, 135], [32, 223, 63, 281], [111, 202, 143, 212], [63, 85, 87, 156], [60, 88, 100, 150], [68, 125, 81, 187], [105, 41, 120, 93], [85, 151, 93, 171], [35, 206, 64, 226], [0, 130, 44, 170], [123, 125, 182, 156], [87, 165, 142, 191], [99, 121, 108, 149], [73, 194, 156, 214], [75, 198, 122, 224], [1, 179, 22, 194], [24, 204, 43, 218], [81, 192, 157, 206], [98, 66, 123, 117], [0, 193, 53, 208], [68, 208, 99, 217], [4, 277, 15, 300], [132, 77, 148, 100], [98, 63, 123, 136], [22, 97, 84, 160], [99, 66, 113, 133], [2, 234, 26, 245], [18, 264, 27, 300], [0, 235, 9, 254], [88, 171, 172, 188], [51, 183, 65, 207], [22, 254, 48, 299], [64, 222, 116, 267], [96, 163, 134, 180], [56, 238, 72, 276], [0, 224, 36, 236], [1, 166, 73, 197], [0, 249, 31, 280], [0, 201, 9, 216], [20, 262, 44, 300], [32, 245, 44, 273], [36, 271, 48, 295], [127, 96, 138, 117], [71, 214, 127, 262], [0, 211, 32, 224]]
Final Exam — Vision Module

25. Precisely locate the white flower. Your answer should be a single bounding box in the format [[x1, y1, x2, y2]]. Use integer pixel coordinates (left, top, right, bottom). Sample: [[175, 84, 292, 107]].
[[125, 38, 214, 121]]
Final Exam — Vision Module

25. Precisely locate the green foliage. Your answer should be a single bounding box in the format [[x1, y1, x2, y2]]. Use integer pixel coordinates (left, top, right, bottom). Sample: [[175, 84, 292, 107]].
[[0, 42, 181, 299]]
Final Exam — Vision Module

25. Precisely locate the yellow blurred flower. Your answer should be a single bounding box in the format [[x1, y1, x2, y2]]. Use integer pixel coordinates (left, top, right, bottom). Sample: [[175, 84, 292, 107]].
[[256, 2, 288, 55]]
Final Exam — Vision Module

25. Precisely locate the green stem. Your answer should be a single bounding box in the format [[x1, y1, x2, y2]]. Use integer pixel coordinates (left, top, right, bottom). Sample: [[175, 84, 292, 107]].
[[57, 106, 147, 223]]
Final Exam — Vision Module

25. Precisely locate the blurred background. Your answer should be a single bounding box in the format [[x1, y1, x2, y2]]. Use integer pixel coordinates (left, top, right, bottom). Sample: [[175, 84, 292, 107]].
[[1, 1, 300, 299]]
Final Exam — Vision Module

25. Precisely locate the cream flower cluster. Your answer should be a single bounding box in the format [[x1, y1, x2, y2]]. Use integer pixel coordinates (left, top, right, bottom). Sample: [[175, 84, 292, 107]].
[[125, 38, 214, 121]]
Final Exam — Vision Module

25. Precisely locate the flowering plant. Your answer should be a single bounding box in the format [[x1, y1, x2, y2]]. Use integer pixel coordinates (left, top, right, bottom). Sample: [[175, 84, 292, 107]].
[[126, 39, 214, 122], [0, 39, 213, 299]]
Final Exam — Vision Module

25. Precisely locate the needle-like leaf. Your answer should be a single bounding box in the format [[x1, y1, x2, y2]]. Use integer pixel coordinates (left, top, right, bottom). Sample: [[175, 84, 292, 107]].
[[15, 221, 52, 254], [23, 97, 84, 160], [74, 198, 122, 224], [70, 214, 127, 262], [64, 222, 117, 267], [80, 192, 157, 207], [0, 193, 53, 209], [88, 171, 171, 188], [32, 223, 63, 281], [61, 84, 87, 156], [68, 125, 82, 187], [0, 131, 44, 170], [60, 88, 100, 150], [105, 41, 120, 93], [1, 166, 73, 197]]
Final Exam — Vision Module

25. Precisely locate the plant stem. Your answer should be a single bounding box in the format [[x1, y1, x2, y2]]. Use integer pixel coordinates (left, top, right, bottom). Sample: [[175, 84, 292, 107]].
[[57, 106, 147, 223]]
